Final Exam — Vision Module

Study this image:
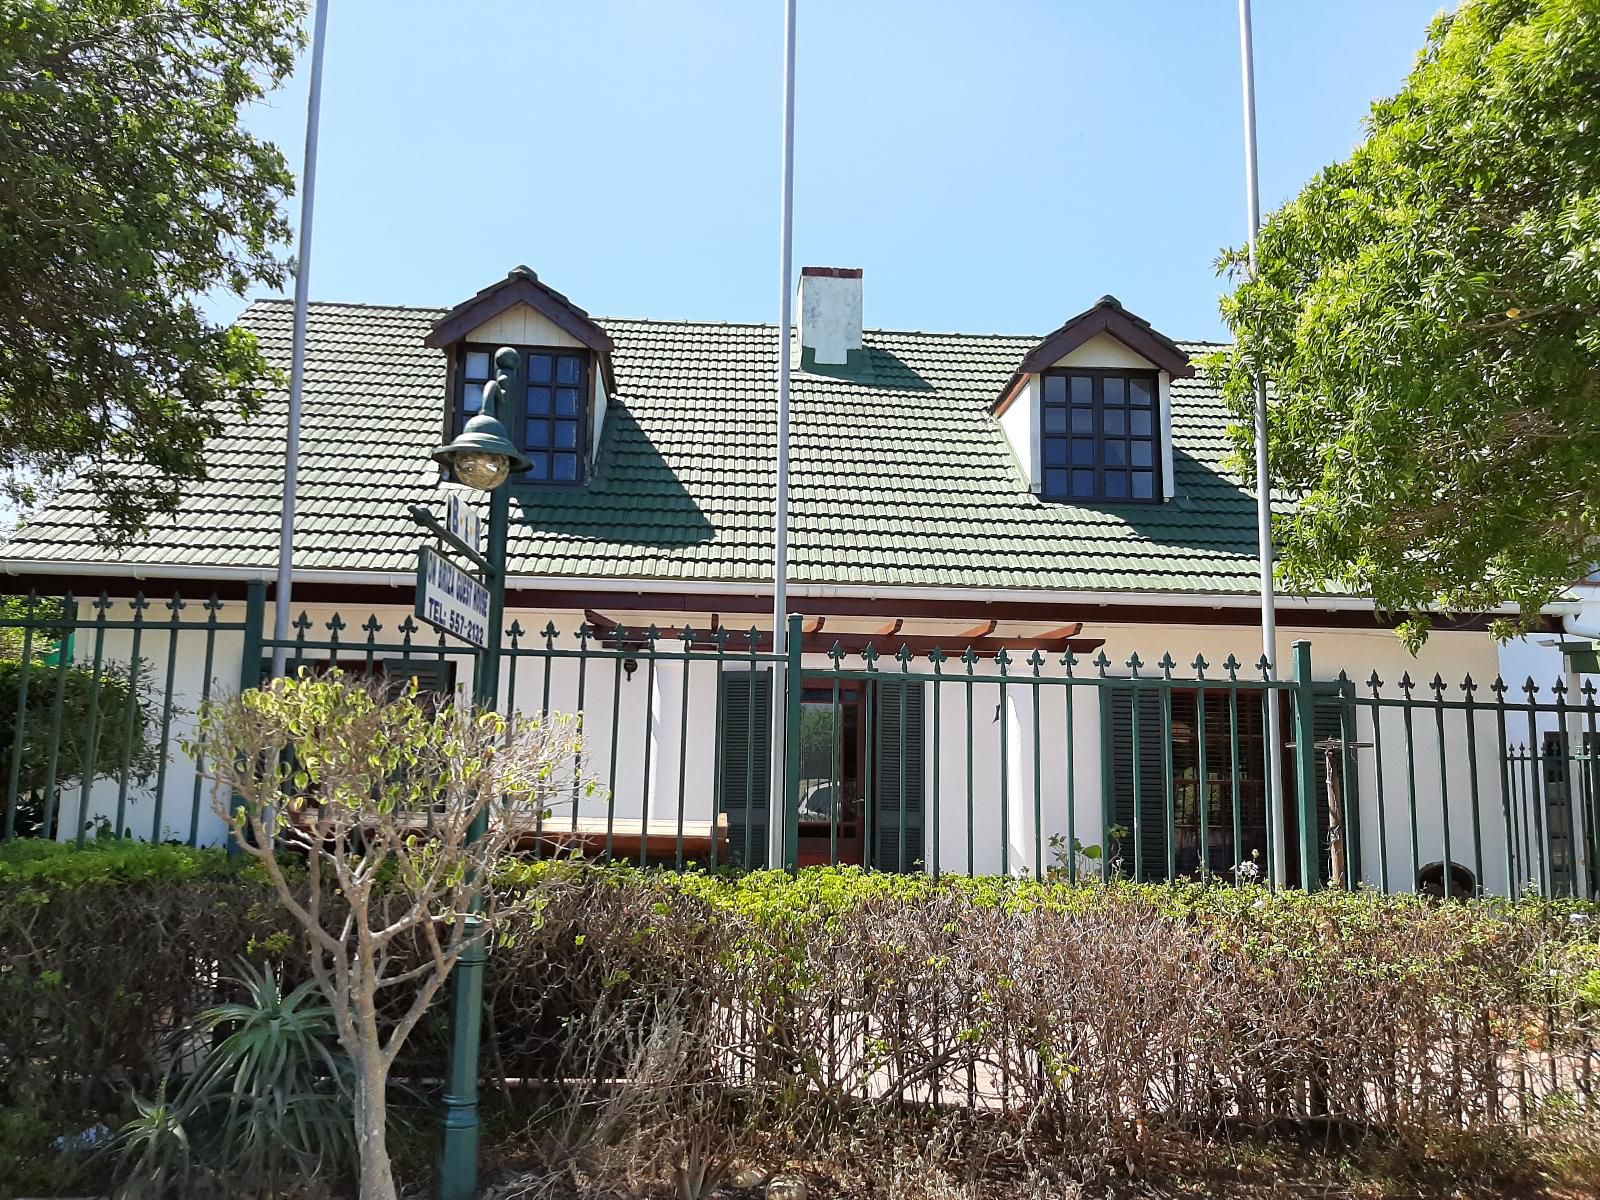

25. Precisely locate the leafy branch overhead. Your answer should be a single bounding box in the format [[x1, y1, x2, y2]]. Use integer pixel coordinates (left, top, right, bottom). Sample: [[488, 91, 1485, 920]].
[[0, 0, 304, 540], [1208, 0, 1600, 645]]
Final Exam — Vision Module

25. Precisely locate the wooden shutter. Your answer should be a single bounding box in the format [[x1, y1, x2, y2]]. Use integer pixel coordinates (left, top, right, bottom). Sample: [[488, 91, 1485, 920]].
[[873, 680, 926, 873], [717, 669, 771, 868], [1102, 685, 1168, 882], [1310, 681, 1360, 887]]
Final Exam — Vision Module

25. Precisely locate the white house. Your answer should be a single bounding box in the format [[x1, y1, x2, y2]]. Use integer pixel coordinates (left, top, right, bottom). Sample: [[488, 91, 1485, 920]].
[[3, 267, 1594, 897]]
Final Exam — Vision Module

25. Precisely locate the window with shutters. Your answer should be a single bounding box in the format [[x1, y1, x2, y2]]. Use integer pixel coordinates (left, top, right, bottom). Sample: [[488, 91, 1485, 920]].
[[872, 680, 926, 873], [1104, 686, 1272, 882], [717, 669, 771, 868]]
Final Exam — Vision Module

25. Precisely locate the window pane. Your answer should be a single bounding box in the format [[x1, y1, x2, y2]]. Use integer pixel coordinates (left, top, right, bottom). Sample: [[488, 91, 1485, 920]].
[[1104, 470, 1128, 499], [555, 387, 580, 416], [527, 451, 550, 481], [1104, 440, 1126, 467], [1044, 407, 1068, 434], [1130, 409, 1153, 436], [1131, 470, 1154, 499], [1131, 440, 1153, 467], [1070, 408, 1093, 433], [1044, 468, 1069, 498], [462, 383, 483, 413], [1071, 470, 1096, 498], [1103, 409, 1125, 435], [1130, 377, 1153, 406], [555, 419, 579, 450], [464, 351, 491, 380], [1043, 375, 1067, 405], [556, 356, 582, 385], [553, 452, 579, 481], [528, 354, 554, 384], [526, 418, 551, 449], [1070, 376, 1093, 405], [1104, 377, 1125, 405], [1071, 437, 1095, 466], [1043, 438, 1068, 467], [527, 386, 552, 416]]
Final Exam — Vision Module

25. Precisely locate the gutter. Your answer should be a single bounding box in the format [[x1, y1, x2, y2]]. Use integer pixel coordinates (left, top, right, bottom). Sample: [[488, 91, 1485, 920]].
[[0, 556, 1583, 617]]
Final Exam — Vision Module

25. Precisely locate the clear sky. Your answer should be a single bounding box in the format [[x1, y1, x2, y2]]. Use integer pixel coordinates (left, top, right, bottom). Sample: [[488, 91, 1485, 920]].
[[214, 0, 1454, 342]]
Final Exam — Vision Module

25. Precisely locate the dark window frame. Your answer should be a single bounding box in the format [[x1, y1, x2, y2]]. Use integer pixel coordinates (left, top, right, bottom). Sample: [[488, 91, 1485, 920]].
[[1038, 367, 1162, 504], [449, 341, 591, 486]]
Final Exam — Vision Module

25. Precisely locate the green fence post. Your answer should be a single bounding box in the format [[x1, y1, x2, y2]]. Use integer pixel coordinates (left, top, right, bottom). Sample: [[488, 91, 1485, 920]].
[[240, 581, 266, 692], [225, 581, 268, 858], [783, 613, 804, 873], [1291, 640, 1320, 891]]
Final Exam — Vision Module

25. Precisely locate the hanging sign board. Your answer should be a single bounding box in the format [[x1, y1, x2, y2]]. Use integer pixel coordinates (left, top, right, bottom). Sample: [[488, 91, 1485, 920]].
[[445, 493, 482, 555], [414, 545, 490, 649]]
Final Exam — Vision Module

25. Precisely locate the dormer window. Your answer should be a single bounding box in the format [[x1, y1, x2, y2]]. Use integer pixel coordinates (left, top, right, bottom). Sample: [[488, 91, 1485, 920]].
[[1040, 369, 1160, 502], [993, 295, 1193, 506], [427, 265, 618, 488], [455, 343, 588, 483]]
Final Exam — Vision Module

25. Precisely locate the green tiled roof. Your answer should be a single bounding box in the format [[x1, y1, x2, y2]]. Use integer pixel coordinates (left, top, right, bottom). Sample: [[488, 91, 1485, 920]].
[[3, 300, 1265, 594]]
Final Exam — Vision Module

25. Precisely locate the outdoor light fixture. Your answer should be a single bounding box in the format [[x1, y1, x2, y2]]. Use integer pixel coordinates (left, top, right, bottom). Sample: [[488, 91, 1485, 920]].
[[623, 656, 639, 681], [431, 347, 532, 491]]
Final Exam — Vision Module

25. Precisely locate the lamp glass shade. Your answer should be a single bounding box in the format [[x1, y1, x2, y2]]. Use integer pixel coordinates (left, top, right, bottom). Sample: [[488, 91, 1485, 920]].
[[451, 451, 511, 491]]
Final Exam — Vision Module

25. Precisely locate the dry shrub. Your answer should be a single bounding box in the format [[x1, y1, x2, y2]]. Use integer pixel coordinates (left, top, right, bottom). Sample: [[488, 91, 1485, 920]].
[[3, 849, 1597, 1196], [477, 868, 1600, 1192]]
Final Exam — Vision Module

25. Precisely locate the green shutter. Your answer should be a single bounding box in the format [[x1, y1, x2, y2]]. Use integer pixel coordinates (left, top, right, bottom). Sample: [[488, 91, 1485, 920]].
[[383, 658, 455, 696], [717, 669, 771, 869], [873, 680, 926, 873], [1102, 686, 1168, 882], [1311, 681, 1360, 887]]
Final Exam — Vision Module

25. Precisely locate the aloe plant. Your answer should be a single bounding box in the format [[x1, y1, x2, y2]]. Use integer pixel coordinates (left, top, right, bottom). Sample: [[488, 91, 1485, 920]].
[[117, 960, 354, 1197]]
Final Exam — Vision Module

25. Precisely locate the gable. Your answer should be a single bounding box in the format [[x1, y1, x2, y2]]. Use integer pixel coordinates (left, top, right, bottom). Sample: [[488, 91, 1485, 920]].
[[463, 302, 587, 350]]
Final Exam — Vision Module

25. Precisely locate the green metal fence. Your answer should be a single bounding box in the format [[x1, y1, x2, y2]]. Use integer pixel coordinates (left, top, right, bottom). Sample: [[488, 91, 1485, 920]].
[[3, 587, 1597, 898]]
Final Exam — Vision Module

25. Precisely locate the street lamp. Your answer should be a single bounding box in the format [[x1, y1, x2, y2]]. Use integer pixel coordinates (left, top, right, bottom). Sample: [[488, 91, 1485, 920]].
[[432, 346, 524, 1199]]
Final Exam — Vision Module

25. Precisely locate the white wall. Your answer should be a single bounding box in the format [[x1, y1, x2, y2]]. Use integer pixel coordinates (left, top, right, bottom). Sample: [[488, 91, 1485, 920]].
[[51, 598, 1587, 896]]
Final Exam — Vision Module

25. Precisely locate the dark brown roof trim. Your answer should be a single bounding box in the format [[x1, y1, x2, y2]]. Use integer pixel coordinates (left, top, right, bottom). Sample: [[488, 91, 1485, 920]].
[[424, 266, 617, 356], [994, 295, 1194, 414], [0, 574, 1555, 637], [800, 266, 862, 278]]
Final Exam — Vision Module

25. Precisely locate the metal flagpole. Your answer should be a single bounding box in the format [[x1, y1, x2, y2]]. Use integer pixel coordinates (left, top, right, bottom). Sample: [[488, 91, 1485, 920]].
[[271, 0, 331, 677], [1237, 0, 1287, 888], [768, 0, 797, 869]]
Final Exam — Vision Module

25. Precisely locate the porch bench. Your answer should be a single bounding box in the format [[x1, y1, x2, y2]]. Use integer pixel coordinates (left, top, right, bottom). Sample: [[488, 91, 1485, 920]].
[[507, 812, 730, 863]]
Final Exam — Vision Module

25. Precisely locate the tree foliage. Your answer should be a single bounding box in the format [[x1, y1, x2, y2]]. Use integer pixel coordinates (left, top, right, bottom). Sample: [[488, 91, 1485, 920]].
[[1209, 0, 1600, 645], [0, 0, 304, 540]]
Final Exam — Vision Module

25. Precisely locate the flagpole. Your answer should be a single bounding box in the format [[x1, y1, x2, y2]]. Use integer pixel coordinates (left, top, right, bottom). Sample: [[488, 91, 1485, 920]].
[[1237, 0, 1286, 888], [768, 0, 797, 868], [271, 0, 330, 676]]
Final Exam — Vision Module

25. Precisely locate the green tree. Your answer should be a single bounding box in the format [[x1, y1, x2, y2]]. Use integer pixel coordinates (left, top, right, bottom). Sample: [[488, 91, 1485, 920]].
[[1210, 0, 1600, 645], [0, 0, 303, 541]]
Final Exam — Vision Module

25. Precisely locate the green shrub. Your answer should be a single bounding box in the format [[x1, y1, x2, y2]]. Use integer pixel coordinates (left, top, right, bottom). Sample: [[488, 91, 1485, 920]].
[[0, 652, 160, 839]]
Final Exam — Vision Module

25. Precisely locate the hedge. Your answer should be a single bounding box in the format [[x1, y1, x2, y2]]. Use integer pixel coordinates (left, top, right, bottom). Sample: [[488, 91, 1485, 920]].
[[2, 843, 1599, 1184]]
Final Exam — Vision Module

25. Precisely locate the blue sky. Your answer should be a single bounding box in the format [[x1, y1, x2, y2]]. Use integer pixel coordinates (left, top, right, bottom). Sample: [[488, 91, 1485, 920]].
[[217, 0, 1453, 342]]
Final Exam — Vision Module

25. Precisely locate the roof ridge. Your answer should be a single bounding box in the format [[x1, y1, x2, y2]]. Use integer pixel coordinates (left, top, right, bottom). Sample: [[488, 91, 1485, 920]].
[[238, 299, 1234, 348]]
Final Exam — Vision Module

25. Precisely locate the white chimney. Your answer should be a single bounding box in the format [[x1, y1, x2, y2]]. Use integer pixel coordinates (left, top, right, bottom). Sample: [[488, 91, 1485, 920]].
[[797, 267, 863, 366]]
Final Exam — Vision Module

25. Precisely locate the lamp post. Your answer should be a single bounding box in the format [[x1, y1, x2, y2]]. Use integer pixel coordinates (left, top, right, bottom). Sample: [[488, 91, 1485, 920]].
[[430, 347, 527, 1200]]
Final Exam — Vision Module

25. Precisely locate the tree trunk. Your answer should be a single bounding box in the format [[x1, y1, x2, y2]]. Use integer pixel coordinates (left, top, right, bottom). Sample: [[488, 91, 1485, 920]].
[[354, 1046, 398, 1200]]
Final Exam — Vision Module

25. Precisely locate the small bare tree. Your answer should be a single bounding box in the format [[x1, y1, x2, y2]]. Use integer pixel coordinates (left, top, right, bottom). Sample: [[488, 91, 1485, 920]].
[[195, 672, 589, 1200]]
